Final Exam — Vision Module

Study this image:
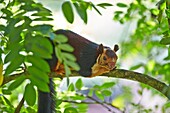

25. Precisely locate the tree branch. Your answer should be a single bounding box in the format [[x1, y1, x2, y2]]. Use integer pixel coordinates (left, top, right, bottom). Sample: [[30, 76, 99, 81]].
[[2, 69, 170, 99], [100, 69, 170, 99]]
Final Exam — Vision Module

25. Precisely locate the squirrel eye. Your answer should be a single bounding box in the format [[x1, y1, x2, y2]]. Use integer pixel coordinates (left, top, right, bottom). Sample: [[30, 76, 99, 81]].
[[103, 56, 107, 60]]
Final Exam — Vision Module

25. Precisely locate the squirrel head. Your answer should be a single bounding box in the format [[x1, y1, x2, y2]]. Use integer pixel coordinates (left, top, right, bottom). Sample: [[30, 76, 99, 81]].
[[97, 44, 119, 70]]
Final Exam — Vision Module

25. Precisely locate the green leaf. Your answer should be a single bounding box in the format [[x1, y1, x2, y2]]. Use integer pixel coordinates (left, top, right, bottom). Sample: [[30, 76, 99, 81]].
[[160, 37, 170, 45], [2, 95, 13, 107], [75, 78, 83, 90], [88, 89, 93, 97], [114, 11, 123, 14], [95, 91, 104, 101], [64, 63, 71, 85], [2, 89, 11, 95], [8, 75, 26, 91], [56, 99, 62, 107], [28, 66, 49, 83], [53, 34, 68, 43], [62, 52, 76, 61], [151, 9, 159, 16], [160, 2, 166, 10], [74, 3, 88, 24], [166, 9, 170, 18], [1, 8, 13, 17], [25, 36, 53, 59], [33, 24, 53, 34], [68, 83, 75, 91], [4, 44, 22, 63], [64, 107, 78, 113], [92, 4, 102, 15], [33, 17, 53, 21], [58, 44, 74, 52], [100, 82, 115, 89], [0, 25, 5, 31], [55, 47, 62, 62], [5, 55, 24, 75], [31, 11, 52, 16], [157, 10, 163, 23], [102, 90, 112, 96], [62, 1, 74, 23], [27, 55, 50, 72], [117, 3, 127, 8], [29, 75, 50, 92], [97, 3, 113, 9], [65, 60, 80, 71], [0, 0, 4, 3], [24, 83, 36, 106]]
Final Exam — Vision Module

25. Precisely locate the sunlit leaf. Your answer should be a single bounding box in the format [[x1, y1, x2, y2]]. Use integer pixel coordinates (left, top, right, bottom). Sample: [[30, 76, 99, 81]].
[[102, 90, 112, 96], [68, 83, 75, 91], [55, 47, 62, 62], [75, 78, 83, 90], [64, 107, 78, 113], [151, 9, 159, 16], [95, 91, 104, 101], [2, 95, 13, 107], [65, 60, 80, 71], [53, 34, 68, 43], [62, 52, 76, 61], [160, 2, 166, 10], [157, 10, 163, 23], [58, 44, 74, 52], [100, 82, 115, 89], [88, 89, 93, 97]]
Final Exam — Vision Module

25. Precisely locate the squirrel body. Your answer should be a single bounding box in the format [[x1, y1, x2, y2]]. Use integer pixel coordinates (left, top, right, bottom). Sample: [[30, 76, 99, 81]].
[[54, 30, 119, 77], [38, 30, 119, 113]]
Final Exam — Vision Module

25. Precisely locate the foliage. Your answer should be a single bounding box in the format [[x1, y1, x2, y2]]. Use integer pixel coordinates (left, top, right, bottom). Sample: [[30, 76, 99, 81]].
[[0, 0, 115, 112], [114, 0, 170, 81], [56, 78, 116, 113], [0, 0, 170, 112], [113, 0, 170, 112]]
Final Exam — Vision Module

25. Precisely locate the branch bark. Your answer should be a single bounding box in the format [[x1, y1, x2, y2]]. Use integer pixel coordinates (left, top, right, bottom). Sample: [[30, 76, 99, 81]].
[[2, 69, 170, 99]]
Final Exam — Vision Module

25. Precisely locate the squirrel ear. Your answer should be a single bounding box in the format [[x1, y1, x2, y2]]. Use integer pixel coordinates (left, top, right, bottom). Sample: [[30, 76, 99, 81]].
[[113, 44, 119, 52], [97, 44, 104, 54]]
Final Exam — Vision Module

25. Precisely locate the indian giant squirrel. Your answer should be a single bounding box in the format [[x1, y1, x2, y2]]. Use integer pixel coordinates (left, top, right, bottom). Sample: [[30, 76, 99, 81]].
[[38, 29, 119, 113]]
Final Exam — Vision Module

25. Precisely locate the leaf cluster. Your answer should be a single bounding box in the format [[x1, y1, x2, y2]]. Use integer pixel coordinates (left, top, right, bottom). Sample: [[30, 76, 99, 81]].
[[57, 78, 116, 113], [62, 0, 113, 24]]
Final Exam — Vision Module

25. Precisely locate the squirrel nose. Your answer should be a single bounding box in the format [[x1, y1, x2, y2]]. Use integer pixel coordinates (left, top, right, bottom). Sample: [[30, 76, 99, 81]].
[[108, 62, 115, 69]]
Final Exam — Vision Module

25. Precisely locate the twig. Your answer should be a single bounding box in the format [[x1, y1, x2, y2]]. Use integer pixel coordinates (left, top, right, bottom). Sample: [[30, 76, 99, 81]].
[[14, 96, 25, 113], [61, 99, 122, 113], [2, 72, 25, 85]]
